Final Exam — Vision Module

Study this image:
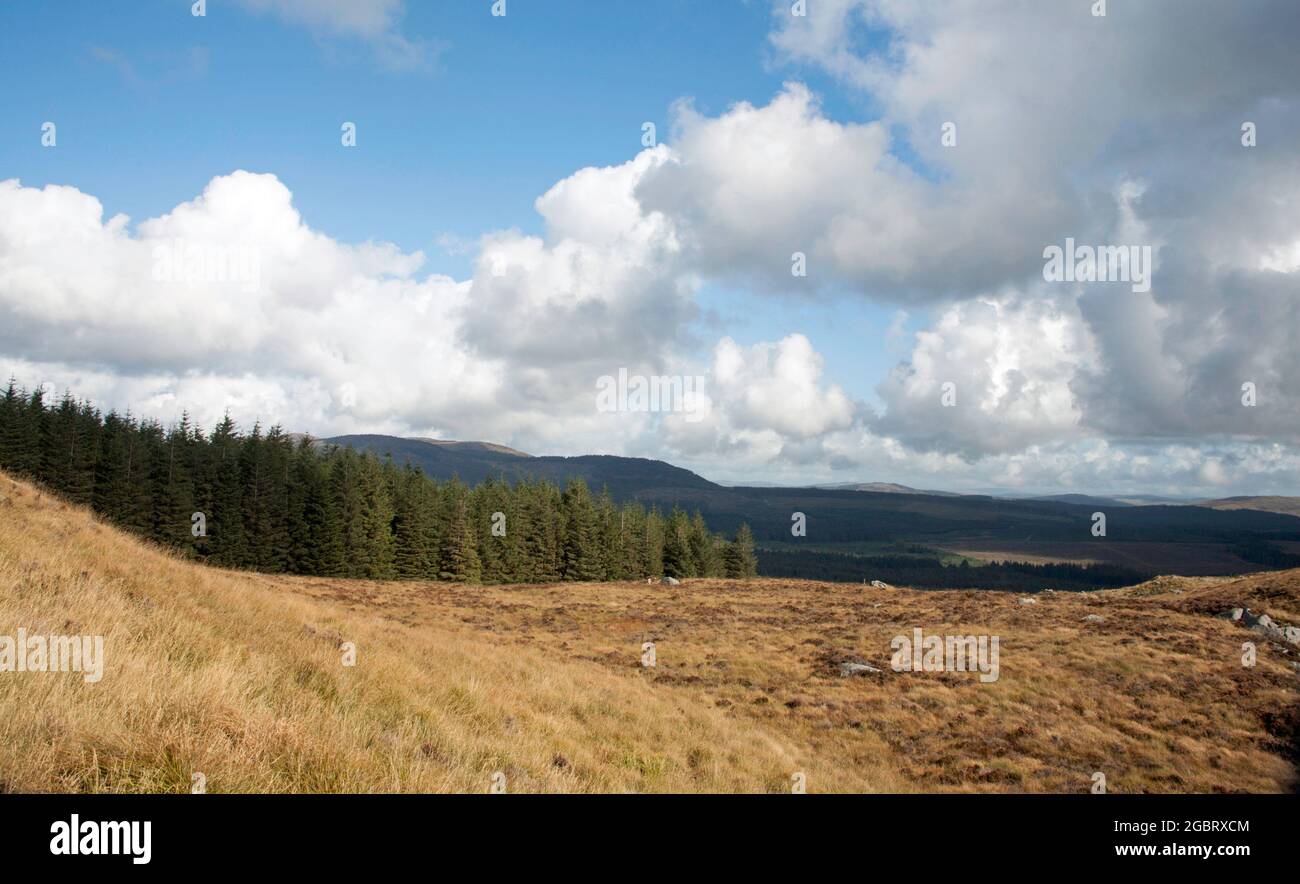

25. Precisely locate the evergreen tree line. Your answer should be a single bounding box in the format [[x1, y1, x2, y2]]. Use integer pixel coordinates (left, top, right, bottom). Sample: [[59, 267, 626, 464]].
[[0, 382, 758, 582]]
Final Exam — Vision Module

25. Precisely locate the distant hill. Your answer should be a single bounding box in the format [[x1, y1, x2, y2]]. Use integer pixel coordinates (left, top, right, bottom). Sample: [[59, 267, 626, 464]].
[[405, 438, 533, 458], [322, 434, 1300, 578], [1031, 493, 1134, 508], [1113, 494, 1196, 505], [324, 434, 717, 499], [816, 482, 962, 497], [1198, 496, 1300, 518]]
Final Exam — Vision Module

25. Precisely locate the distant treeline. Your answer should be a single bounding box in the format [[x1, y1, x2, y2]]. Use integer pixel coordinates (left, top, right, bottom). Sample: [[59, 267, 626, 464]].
[[0, 382, 758, 582], [756, 549, 1151, 592], [1229, 538, 1300, 570]]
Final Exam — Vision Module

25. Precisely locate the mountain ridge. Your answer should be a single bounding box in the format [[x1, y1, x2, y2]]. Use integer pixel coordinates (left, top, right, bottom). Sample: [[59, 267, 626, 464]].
[[322, 433, 1300, 519], [323, 433, 717, 500]]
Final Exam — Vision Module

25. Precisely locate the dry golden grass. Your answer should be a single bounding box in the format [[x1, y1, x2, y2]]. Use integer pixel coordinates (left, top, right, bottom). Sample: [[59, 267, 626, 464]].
[[1, 471, 1296, 793]]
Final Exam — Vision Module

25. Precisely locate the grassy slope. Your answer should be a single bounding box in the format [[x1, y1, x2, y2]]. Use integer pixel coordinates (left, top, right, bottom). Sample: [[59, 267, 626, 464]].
[[1, 471, 1296, 793]]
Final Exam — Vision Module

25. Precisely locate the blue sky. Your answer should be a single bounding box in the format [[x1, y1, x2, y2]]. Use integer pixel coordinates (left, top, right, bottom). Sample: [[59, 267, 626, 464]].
[[2, 1, 1296, 496], [0, 0, 902, 410]]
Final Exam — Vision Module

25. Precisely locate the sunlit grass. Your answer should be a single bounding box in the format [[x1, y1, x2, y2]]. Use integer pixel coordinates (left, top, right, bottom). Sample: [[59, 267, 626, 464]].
[[0, 471, 1294, 793]]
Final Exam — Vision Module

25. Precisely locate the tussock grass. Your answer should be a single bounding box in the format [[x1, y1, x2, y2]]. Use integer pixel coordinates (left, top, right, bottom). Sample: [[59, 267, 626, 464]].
[[1, 471, 1295, 793]]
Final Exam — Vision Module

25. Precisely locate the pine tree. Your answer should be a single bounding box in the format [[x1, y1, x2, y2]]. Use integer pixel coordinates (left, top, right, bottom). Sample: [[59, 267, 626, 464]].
[[12, 387, 46, 477], [331, 448, 368, 577], [41, 392, 80, 498], [438, 484, 481, 582], [70, 400, 101, 507], [93, 411, 132, 525], [0, 379, 22, 471], [94, 413, 152, 535], [293, 442, 344, 575], [152, 416, 197, 553], [421, 478, 443, 578], [471, 476, 512, 583], [596, 489, 624, 580], [689, 510, 721, 577], [723, 523, 758, 578], [137, 420, 168, 543], [662, 508, 694, 578], [393, 464, 435, 579], [356, 453, 396, 579], [260, 426, 294, 571], [518, 481, 561, 582], [560, 479, 603, 581], [208, 413, 247, 566], [642, 507, 665, 578], [238, 423, 277, 569]]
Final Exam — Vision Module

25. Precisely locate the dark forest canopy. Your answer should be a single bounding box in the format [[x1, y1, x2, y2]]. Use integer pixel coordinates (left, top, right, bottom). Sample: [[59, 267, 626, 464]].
[[755, 549, 1151, 592], [0, 381, 758, 583]]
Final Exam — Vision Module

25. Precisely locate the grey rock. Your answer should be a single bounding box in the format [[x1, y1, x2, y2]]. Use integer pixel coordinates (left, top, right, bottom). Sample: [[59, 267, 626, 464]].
[[839, 661, 882, 677], [660, 576, 680, 586], [1243, 610, 1273, 629], [1081, 614, 1106, 623], [869, 580, 891, 589], [1227, 608, 1300, 648], [1018, 597, 1038, 605]]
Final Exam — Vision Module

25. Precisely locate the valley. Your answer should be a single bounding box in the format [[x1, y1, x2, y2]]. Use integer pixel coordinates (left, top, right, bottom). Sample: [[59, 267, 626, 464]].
[[331, 434, 1300, 586]]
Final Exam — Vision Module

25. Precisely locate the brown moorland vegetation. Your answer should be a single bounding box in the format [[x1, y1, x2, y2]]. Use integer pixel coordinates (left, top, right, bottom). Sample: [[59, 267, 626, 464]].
[[1, 471, 1296, 793]]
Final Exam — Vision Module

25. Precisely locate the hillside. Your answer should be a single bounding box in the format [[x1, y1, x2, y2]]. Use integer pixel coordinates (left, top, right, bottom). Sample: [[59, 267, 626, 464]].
[[319, 436, 1300, 579], [1199, 496, 1300, 519], [325, 434, 717, 499], [1, 470, 1296, 793], [814, 482, 961, 497]]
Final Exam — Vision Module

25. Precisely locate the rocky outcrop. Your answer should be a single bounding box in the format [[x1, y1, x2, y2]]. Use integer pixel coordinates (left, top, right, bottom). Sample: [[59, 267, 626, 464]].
[[1220, 607, 1300, 647]]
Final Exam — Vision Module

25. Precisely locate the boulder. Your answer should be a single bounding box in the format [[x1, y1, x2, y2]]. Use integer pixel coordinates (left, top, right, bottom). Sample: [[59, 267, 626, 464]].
[[869, 580, 891, 589], [660, 576, 680, 586], [1018, 597, 1038, 605], [1242, 609, 1270, 629], [839, 661, 882, 677], [1081, 614, 1105, 624], [1250, 614, 1299, 646], [1220, 608, 1299, 647]]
